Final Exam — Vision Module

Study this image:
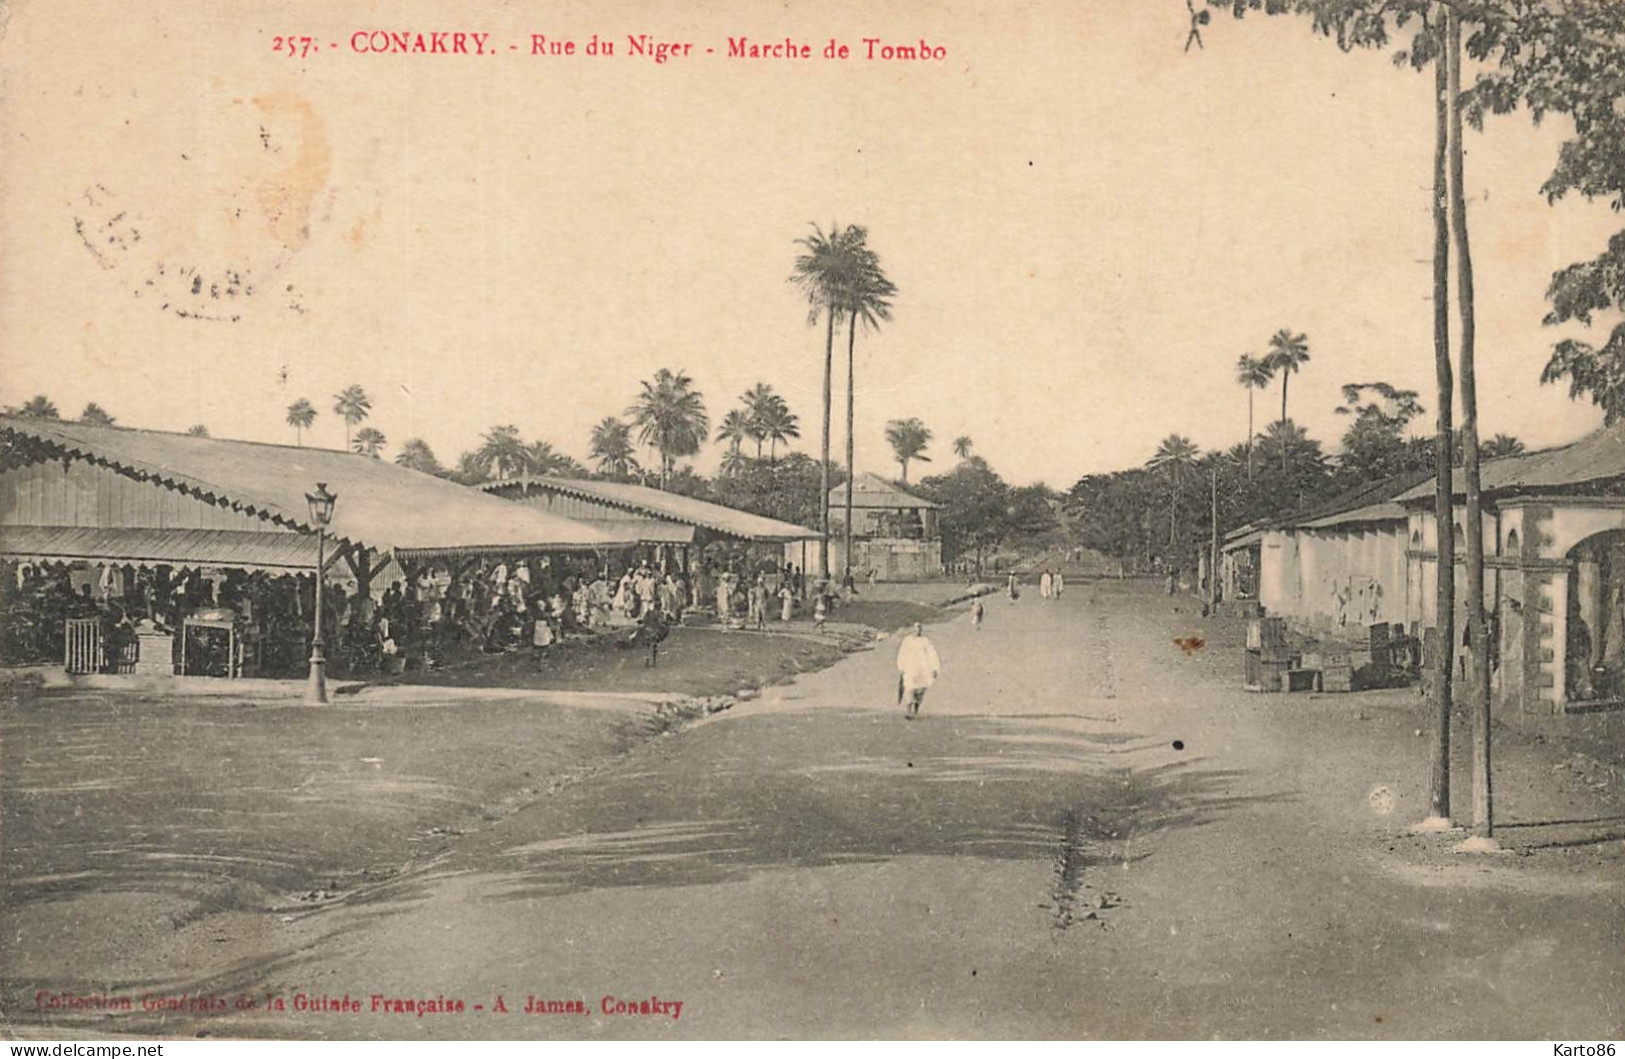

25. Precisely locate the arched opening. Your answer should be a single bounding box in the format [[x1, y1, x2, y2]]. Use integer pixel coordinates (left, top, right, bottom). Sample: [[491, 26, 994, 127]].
[[1504, 528, 1519, 557], [1564, 529, 1625, 703], [1451, 523, 1464, 552]]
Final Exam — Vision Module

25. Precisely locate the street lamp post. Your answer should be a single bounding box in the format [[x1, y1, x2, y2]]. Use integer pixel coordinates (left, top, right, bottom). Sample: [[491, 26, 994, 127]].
[[305, 482, 337, 704]]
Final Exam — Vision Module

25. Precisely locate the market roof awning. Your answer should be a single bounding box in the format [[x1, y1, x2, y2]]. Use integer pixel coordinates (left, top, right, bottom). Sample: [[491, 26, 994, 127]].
[[0, 416, 643, 556], [572, 518, 696, 545], [482, 476, 816, 541], [0, 526, 320, 573]]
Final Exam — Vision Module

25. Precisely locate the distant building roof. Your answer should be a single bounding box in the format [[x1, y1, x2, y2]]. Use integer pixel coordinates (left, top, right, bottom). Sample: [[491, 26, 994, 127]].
[[0, 416, 640, 559], [1396, 423, 1625, 503], [481, 476, 816, 542], [828, 472, 939, 510]]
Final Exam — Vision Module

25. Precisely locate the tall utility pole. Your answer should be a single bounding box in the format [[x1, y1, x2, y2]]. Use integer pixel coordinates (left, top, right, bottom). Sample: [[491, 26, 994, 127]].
[[1209, 464, 1219, 611], [1448, 5, 1496, 850], [1417, 6, 1456, 834]]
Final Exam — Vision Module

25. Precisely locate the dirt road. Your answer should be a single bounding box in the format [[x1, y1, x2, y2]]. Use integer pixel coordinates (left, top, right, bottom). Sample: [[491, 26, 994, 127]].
[[13, 581, 1624, 1039]]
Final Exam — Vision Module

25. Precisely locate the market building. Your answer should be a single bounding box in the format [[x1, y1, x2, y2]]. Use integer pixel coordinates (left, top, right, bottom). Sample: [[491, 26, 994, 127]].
[[821, 472, 942, 582], [0, 416, 642, 678]]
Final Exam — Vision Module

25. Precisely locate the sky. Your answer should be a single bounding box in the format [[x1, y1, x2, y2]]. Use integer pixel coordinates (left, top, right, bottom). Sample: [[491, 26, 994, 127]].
[[0, 0, 1616, 488]]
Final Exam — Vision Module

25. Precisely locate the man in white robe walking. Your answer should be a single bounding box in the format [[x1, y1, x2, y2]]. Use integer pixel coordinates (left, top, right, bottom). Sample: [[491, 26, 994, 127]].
[[896, 621, 941, 720]]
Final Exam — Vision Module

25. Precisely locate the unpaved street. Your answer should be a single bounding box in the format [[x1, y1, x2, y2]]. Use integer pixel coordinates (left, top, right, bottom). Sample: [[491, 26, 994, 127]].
[[14, 581, 1625, 1039]]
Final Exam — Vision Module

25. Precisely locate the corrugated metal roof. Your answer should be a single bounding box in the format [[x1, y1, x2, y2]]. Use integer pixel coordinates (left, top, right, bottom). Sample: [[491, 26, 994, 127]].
[[1396, 423, 1625, 503], [0, 526, 320, 571], [482, 477, 815, 541], [572, 517, 696, 545], [828, 472, 939, 509], [1, 417, 641, 556], [1300, 500, 1408, 530]]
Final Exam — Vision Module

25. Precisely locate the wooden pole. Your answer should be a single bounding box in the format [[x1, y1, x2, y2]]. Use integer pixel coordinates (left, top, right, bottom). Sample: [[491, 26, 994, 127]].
[[1209, 465, 1219, 610], [1449, 7, 1494, 847], [1420, 8, 1455, 832]]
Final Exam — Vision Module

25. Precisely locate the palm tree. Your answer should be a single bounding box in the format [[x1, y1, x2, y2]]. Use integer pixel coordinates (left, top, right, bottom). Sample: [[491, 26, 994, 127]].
[[1234, 353, 1274, 479], [78, 402, 116, 426], [186, 424, 210, 437], [953, 436, 973, 460], [285, 398, 316, 446], [1147, 435, 1200, 552], [758, 397, 800, 462], [626, 368, 709, 489], [837, 227, 897, 575], [791, 221, 865, 581], [1480, 433, 1524, 460], [588, 417, 638, 478], [332, 384, 372, 450], [716, 408, 752, 472], [13, 395, 59, 419], [1266, 330, 1310, 427], [719, 446, 749, 478], [476, 424, 529, 481], [524, 439, 574, 477], [395, 437, 442, 474], [884, 417, 933, 483], [740, 383, 778, 459], [352, 426, 387, 458]]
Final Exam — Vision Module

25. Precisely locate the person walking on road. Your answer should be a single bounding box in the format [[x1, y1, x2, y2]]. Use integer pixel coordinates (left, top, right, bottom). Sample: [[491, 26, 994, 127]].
[[1040, 569, 1053, 599], [896, 621, 941, 720], [1053, 571, 1065, 598], [970, 598, 984, 630], [1007, 572, 1020, 604]]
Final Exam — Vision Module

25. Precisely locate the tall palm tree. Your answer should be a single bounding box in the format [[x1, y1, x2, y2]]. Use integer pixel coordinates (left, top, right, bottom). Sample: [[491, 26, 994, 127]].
[[1234, 353, 1274, 479], [759, 396, 800, 462], [791, 221, 865, 581], [353, 426, 387, 458], [626, 368, 709, 489], [14, 395, 59, 419], [740, 383, 778, 459], [953, 436, 973, 460], [716, 408, 752, 472], [78, 402, 116, 426], [1266, 330, 1310, 426], [477, 425, 529, 481], [884, 417, 933, 483], [332, 384, 372, 450], [1147, 434, 1200, 551], [838, 228, 897, 575], [588, 417, 638, 479], [186, 424, 210, 437], [285, 398, 316, 446], [395, 437, 441, 474]]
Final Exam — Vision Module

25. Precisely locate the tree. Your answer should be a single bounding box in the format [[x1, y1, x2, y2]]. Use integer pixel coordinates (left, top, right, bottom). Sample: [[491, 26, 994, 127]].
[[1234, 353, 1274, 478], [476, 425, 530, 481], [525, 439, 581, 478], [626, 368, 709, 489], [1147, 434, 1201, 553], [12, 395, 59, 419], [1266, 329, 1311, 432], [758, 397, 801, 461], [1334, 381, 1426, 485], [791, 221, 868, 581], [395, 438, 442, 475], [884, 417, 933, 483], [332, 384, 371, 450], [740, 383, 776, 459], [1480, 433, 1524, 460], [78, 403, 115, 427], [715, 408, 752, 473], [353, 426, 387, 458], [953, 436, 974, 460], [588, 417, 638, 479], [835, 227, 898, 575], [919, 457, 1011, 575], [285, 398, 316, 446], [186, 424, 210, 437]]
